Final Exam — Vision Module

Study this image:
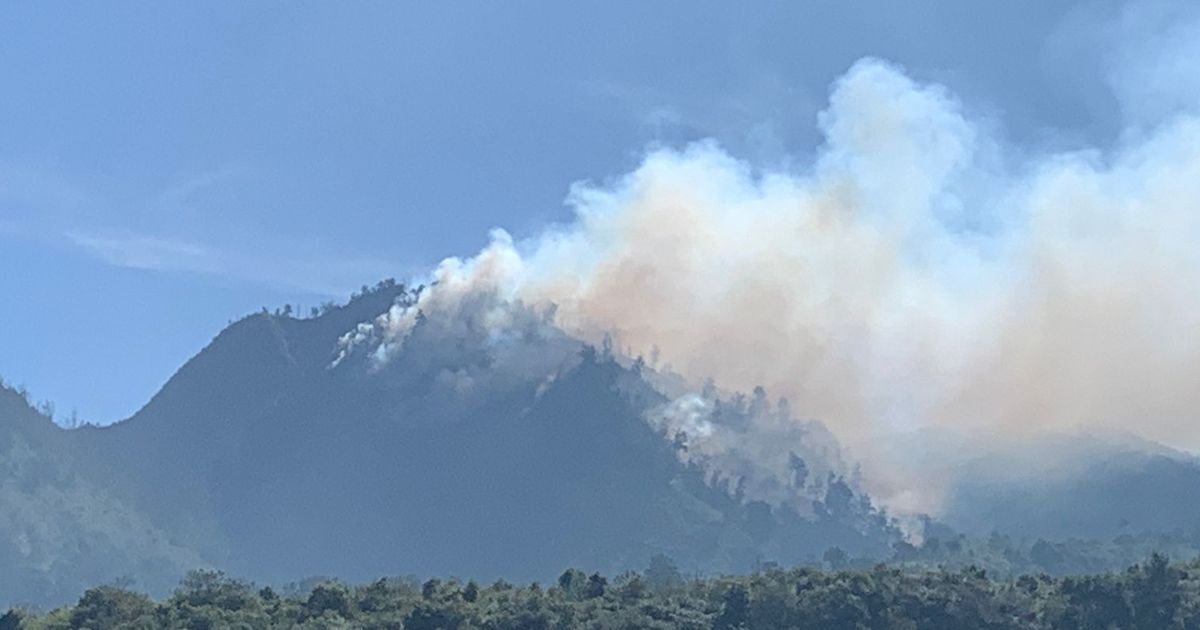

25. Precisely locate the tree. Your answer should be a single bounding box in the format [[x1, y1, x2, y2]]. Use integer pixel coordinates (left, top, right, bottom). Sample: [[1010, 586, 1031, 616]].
[[558, 569, 587, 600], [422, 578, 442, 600], [463, 580, 480, 603], [584, 573, 607, 599], [1130, 553, 1181, 630], [645, 554, 683, 593], [306, 582, 354, 619], [174, 570, 257, 610], [1031, 539, 1064, 571], [714, 583, 750, 630], [0, 610, 25, 630], [1060, 574, 1131, 629], [70, 585, 155, 630], [404, 601, 465, 630], [614, 572, 649, 602], [18, 555, 1200, 630], [823, 547, 849, 570], [788, 453, 809, 488]]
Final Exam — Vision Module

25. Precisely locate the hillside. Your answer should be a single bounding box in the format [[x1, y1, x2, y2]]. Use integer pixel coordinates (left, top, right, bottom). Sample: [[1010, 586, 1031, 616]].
[[0, 385, 204, 606], [6, 282, 1200, 608], [0, 285, 894, 607]]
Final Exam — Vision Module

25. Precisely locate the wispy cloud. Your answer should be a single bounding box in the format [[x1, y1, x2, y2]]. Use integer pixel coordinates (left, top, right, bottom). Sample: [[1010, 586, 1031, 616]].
[[1, 158, 406, 297], [66, 229, 407, 297], [159, 164, 249, 210], [67, 232, 218, 273]]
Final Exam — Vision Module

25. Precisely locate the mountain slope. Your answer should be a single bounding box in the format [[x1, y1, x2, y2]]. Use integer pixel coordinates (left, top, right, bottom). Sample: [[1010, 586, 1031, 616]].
[[0, 385, 204, 606], [6, 281, 1200, 607], [1, 284, 892, 607]]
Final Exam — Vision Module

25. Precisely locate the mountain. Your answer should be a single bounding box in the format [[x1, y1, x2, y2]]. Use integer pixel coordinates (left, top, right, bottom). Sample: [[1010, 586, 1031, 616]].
[[0, 284, 894, 607], [0, 384, 204, 606], [7, 281, 1200, 608], [943, 440, 1200, 541], [860, 425, 1200, 538]]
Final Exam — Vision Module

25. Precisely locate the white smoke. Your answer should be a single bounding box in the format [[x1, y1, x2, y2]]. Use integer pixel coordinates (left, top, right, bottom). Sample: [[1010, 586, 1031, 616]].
[[347, 54, 1200, 513], [648, 389, 851, 514], [335, 230, 531, 369]]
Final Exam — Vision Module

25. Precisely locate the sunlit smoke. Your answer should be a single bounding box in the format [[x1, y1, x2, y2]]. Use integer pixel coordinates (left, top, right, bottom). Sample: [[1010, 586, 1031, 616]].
[[348, 52, 1200, 514]]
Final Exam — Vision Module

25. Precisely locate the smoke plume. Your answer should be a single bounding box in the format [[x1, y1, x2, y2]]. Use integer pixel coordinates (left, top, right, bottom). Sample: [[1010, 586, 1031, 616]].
[[350, 50, 1200, 513]]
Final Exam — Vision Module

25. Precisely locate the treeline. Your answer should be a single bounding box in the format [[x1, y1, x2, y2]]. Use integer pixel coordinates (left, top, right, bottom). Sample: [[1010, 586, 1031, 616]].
[[5, 554, 1200, 630], [847, 528, 1200, 578], [258, 278, 421, 321]]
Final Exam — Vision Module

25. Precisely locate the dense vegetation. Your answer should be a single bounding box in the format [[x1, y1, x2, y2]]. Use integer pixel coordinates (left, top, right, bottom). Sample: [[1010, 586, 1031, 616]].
[[5, 554, 1200, 629]]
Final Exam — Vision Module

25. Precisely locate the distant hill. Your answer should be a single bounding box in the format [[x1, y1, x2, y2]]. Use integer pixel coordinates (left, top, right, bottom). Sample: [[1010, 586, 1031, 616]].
[[855, 425, 1200, 542], [0, 384, 204, 606], [944, 442, 1200, 541]]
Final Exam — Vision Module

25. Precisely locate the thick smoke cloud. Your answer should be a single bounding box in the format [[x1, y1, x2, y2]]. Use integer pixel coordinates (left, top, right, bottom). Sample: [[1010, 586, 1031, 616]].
[[351, 53, 1200, 513]]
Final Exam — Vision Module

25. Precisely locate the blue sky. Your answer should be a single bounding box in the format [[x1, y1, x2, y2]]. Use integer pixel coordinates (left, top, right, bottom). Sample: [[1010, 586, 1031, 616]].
[[0, 1, 1149, 423]]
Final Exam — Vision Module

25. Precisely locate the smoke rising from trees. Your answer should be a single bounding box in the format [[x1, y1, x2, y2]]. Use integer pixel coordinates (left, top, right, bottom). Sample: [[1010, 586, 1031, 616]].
[[348, 39, 1200, 513]]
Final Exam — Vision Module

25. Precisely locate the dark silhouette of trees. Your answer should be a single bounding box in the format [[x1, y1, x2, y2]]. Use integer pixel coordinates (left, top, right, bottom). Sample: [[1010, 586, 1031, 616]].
[[714, 583, 750, 630], [68, 586, 154, 629], [645, 554, 684, 594], [823, 546, 849, 570], [7, 554, 1200, 629], [0, 610, 23, 630]]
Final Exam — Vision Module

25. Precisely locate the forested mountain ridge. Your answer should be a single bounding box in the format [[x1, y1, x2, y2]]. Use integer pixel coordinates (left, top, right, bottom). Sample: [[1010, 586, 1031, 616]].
[[5, 282, 1200, 609], [0, 283, 894, 607]]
